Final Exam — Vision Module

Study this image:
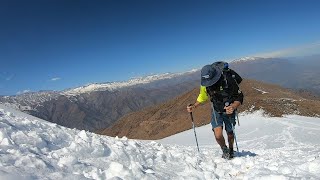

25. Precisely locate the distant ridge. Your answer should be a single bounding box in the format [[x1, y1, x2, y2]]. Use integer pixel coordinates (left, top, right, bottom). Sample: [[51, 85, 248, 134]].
[[0, 69, 200, 131]]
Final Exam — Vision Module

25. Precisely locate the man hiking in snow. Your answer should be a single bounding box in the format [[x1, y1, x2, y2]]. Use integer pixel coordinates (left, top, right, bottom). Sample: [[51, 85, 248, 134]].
[[187, 62, 243, 159]]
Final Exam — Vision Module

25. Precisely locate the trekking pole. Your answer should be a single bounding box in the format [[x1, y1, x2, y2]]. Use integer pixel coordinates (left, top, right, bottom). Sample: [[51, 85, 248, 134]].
[[235, 109, 240, 126], [231, 74, 241, 127], [188, 105, 200, 153], [225, 102, 239, 153], [230, 117, 239, 153]]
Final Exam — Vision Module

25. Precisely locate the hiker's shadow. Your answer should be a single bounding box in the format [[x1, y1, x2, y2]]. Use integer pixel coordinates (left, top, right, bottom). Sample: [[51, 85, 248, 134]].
[[235, 150, 257, 157]]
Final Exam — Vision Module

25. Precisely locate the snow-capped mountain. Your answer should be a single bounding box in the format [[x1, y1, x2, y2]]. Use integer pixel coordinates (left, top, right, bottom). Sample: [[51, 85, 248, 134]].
[[0, 91, 62, 111], [1, 104, 319, 179], [63, 69, 199, 96], [0, 69, 200, 132], [230, 56, 263, 63], [1, 69, 200, 106]]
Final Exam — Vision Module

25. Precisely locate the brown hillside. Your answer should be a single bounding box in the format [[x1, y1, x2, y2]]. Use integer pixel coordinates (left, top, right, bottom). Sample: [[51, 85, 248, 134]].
[[97, 79, 320, 140]]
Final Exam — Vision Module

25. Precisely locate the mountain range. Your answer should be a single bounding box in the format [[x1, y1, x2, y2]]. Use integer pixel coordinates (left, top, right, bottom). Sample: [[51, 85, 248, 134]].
[[0, 55, 319, 132], [0, 70, 200, 131], [231, 55, 320, 96]]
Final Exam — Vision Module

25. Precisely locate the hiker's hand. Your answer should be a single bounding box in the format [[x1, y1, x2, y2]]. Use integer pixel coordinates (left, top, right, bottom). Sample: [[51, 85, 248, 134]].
[[187, 104, 195, 112], [224, 105, 234, 115]]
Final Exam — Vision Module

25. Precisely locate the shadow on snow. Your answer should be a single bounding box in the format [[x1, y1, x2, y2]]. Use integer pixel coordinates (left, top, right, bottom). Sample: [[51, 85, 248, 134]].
[[235, 150, 257, 157]]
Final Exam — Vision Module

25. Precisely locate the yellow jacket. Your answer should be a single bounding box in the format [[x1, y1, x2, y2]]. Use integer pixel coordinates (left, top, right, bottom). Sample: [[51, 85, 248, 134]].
[[197, 86, 209, 103]]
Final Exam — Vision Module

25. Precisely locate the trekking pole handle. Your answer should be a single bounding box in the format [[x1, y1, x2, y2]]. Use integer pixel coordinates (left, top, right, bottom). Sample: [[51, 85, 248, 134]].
[[188, 104, 194, 122], [225, 102, 230, 107], [224, 102, 237, 115], [224, 102, 232, 116], [188, 103, 194, 119], [188, 103, 194, 109]]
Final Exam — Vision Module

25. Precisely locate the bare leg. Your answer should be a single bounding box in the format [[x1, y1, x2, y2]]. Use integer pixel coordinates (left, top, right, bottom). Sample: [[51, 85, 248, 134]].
[[227, 132, 234, 150], [213, 126, 226, 148]]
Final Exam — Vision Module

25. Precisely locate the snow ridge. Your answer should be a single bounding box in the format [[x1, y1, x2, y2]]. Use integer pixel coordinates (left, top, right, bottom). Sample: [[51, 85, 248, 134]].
[[63, 69, 199, 96], [231, 56, 262, 63]]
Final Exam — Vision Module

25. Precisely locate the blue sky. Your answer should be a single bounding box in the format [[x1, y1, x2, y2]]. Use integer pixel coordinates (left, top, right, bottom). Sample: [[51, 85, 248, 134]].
[[1, 0, 320, 95]]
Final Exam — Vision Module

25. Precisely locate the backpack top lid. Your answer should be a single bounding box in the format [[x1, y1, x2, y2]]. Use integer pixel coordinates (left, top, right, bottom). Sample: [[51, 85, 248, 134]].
[[213, 61, 243, 85], [212, 61, 229, 71]]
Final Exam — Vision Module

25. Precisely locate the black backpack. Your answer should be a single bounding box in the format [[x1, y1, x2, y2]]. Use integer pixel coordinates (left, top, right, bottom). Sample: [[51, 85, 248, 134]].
[[211, 61, 242, 87], [206, 61, 243, 112]]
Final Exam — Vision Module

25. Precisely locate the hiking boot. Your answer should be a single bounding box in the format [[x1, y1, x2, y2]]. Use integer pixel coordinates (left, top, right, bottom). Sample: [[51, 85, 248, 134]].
[[229, 148, 235, 159], [221, 146, 230, 159]]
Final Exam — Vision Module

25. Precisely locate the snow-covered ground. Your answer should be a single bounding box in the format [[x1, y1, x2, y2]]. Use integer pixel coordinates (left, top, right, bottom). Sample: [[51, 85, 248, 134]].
[[0, 104, 320, 180]]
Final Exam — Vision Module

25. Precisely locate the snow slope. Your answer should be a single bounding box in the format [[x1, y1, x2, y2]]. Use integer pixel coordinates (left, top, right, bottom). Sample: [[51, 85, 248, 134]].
[[0, 104, 320, 180]]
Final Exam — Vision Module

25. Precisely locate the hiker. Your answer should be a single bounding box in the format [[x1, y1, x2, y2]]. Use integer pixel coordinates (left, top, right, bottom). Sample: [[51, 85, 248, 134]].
[[187, 62, 243, 159]]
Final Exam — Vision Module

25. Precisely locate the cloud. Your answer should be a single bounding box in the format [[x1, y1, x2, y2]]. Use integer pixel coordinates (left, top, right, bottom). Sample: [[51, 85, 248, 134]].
[[50, 77, 61, 81], [5, 74, 15, 81], [17, 89, 31, 95], [0, 72, 15, 81], [253, 41, 320, 58]]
